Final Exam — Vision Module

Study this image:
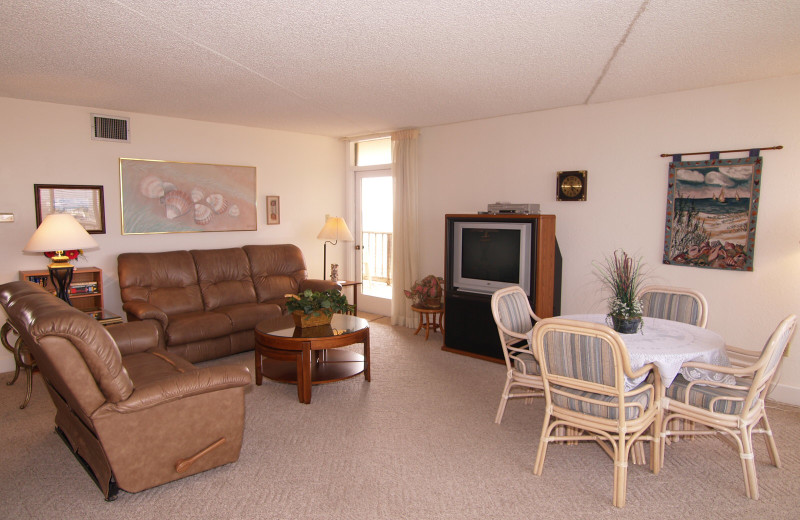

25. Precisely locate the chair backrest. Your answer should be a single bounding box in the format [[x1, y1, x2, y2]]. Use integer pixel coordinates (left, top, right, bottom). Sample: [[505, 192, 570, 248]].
[[491, 287, 538, 344], [533, 318, 650, 421], [638, 285, 708, 328], [0, 281, 134, 410], [491, 286, 542, 370], [744, 315, 797, 410]]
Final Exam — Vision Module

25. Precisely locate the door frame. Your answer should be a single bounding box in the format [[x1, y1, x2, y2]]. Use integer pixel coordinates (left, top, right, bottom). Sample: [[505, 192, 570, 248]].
[[346, 137, 392, 316]]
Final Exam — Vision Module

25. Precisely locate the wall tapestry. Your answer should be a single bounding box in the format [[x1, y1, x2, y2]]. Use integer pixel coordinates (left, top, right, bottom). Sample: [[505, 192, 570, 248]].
[[120, 158, 257, 234], [663, 156, 761, 271]]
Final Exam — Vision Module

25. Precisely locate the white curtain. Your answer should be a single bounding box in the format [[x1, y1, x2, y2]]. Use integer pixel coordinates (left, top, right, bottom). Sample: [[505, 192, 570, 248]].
[[390, 129, 420, 328]]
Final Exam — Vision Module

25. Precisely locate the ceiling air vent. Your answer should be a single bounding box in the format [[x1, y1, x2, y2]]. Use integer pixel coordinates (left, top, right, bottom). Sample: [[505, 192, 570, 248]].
[[91, 114, 130, 142]]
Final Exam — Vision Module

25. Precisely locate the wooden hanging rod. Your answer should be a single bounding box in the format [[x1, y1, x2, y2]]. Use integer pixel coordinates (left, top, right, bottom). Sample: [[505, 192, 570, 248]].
[[660, 145, 783, 157]]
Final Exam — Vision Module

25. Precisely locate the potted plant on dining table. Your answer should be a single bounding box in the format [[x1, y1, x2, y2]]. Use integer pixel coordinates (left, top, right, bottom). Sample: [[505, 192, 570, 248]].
[[594, 249, 646, 334]]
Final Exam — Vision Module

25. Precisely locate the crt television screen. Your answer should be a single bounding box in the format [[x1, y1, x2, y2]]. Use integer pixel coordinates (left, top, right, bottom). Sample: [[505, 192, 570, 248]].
[[460, 228, 521, 283]]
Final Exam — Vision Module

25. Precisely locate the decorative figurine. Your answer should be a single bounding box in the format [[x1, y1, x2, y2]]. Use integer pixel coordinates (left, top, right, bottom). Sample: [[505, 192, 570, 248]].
[[330, 263, 339, 282]]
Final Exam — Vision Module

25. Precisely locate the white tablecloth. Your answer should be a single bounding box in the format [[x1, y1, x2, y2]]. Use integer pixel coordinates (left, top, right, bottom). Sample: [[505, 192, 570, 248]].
[[544, 315, 735, 390]]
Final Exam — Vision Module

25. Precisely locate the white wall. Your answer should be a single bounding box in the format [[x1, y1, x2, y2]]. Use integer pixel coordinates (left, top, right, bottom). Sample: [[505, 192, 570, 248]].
[[418, 75, 800, 404], [0, 97, 347, 372], [3, 76, 799, 404]]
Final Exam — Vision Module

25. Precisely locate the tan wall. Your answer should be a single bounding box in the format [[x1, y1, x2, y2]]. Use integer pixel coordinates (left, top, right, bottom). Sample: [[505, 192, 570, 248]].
[[0, 97, 346, 371], [417, 75, 800, 404]]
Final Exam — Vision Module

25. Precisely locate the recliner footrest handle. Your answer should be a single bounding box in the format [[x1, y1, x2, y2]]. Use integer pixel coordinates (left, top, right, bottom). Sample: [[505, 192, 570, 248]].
[[175, 437, 226, 474]]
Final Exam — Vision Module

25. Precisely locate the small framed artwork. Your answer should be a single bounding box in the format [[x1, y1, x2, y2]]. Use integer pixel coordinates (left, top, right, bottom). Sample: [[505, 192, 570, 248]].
[[34, 184, 106, 234], [267, 196, 280, 225]]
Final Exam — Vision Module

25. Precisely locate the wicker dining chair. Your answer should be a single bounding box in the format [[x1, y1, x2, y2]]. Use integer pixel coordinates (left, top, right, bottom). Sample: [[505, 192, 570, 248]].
[[638, 285, 709, 328], [490, 286, 544, 424], [532, 318, 662, 508], [661, 314, 797, 500]]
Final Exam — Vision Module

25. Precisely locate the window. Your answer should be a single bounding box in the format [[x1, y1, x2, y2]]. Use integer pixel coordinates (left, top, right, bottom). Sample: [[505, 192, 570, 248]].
[[355, 137, 391, 167]]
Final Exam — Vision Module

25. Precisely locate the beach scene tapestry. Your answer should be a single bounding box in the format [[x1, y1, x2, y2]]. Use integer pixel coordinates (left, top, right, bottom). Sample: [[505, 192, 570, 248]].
[[663, 156, 762, 271], [120, 159, 257, 234]]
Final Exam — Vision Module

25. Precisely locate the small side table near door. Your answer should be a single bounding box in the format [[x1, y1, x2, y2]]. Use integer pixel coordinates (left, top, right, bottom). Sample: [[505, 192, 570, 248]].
[[412, 305, 445, 341], [337, 280, 362, 315]]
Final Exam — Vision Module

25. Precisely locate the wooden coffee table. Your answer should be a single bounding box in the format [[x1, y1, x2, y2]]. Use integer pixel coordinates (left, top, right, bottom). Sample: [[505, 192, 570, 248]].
[[254, 313, 370, 404]]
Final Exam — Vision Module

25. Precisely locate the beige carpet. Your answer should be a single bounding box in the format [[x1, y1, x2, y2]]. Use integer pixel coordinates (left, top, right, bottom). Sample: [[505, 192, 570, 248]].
[[1, 318, 799, 519]]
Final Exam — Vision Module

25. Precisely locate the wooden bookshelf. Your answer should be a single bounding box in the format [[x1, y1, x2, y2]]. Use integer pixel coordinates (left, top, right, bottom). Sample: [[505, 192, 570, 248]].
[[20, 266, 104, 312]]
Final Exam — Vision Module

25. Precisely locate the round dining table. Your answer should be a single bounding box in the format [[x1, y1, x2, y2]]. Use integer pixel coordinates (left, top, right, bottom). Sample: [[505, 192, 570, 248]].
[[552, 314, 735, 390]]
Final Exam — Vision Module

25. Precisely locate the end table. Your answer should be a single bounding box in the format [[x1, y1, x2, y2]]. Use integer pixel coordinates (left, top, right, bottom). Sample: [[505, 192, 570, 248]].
[[411, 305, 445, 341]]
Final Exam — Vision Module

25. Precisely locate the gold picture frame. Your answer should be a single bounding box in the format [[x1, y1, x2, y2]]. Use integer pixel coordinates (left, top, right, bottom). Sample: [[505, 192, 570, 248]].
[[120, 158, 257, 234]]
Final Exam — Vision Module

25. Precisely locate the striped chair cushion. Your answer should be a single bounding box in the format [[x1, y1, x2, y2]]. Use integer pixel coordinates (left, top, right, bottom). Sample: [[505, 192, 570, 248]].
[[496, 291, 533, 334], [665, 374, 751, 415], [541, 331, 617, 387], [641, 292, 701, 326], [513, 352, 540, 375], [551, 384, 652, 420]]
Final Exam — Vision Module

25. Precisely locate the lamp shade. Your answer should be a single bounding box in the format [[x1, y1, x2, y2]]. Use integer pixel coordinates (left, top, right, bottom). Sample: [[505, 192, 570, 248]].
[[23, 213, 99, 253], [317, 217, 354, 242]]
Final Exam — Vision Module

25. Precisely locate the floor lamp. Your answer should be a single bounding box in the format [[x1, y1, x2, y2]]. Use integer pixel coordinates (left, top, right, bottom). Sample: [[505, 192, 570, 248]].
[[23, 214, 99, 305], [317, 217, 354, 280]]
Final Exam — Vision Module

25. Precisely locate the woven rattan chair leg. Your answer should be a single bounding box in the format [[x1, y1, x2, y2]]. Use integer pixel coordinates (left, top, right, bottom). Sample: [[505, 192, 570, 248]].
[[494, 378, 513, 424], [759, 414, 781, 468], [741, 428, 759, 500]]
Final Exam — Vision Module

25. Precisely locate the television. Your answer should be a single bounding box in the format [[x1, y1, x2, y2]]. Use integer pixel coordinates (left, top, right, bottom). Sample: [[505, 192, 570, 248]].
[[451, 221, 533, 296]]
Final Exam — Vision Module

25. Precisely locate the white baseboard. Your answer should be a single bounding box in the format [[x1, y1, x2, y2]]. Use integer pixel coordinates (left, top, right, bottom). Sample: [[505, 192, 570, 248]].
[[768, 383, 800, 407]]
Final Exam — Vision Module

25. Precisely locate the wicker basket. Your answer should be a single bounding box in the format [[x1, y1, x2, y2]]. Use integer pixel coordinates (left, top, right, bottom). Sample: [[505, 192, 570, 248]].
[[292, 310, 333, 328]]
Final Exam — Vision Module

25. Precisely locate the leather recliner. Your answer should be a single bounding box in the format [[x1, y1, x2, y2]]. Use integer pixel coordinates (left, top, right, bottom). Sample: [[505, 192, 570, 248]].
[[0, 281, 251, 500]]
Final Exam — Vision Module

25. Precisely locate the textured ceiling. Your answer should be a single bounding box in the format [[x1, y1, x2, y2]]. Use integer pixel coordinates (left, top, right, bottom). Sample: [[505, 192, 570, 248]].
[[1, 0, 799, 137]]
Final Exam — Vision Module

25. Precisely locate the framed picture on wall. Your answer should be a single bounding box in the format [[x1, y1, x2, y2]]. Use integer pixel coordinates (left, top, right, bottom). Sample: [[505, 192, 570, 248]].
[[120, 158, 257, 234], [34, 184, 106, 234], [267, 196, 280, 225]]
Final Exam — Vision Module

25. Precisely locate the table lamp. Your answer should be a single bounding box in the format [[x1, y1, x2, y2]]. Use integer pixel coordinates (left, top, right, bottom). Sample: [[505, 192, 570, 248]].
[[23, 213, 99, 305], [317, 217, 354, 280]]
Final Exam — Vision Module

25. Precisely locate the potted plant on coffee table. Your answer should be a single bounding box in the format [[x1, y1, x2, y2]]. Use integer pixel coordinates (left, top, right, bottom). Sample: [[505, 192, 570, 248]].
[[594, 249, 646, 334], [286, 289, 354, 328]]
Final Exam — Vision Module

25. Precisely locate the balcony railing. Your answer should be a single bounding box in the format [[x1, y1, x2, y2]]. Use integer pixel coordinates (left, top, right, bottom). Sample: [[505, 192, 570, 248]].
[[361, 231, 392, 286]]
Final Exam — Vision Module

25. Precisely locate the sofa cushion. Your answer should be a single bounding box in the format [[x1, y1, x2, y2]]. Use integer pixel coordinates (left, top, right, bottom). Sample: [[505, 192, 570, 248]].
[[191, 248, 257, 311], [165, 310, 233, 346], [243, 244, 307, 303], [215, 302, 283, 333], [118, 251, 204, 315]]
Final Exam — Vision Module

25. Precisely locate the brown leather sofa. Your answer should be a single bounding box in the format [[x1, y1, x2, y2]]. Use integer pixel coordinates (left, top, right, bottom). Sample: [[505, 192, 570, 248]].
[[0, 280, 251, 499], [118, 244, 338, 363]]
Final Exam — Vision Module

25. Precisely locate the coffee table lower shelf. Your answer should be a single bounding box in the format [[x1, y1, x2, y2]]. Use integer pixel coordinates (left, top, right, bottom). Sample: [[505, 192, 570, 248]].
[[259, 349, 365, 384]]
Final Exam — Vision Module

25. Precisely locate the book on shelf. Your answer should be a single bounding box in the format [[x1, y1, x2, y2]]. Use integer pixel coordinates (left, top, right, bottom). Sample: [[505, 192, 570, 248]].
[[69, 286, 99, 295]]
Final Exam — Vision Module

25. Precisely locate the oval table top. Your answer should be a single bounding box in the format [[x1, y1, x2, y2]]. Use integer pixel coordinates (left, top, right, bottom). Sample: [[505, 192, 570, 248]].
[[552, 314, 734, 389]]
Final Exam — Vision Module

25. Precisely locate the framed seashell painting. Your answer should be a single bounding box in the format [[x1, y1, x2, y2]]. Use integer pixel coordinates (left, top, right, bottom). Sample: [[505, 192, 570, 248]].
[[120, 158, 257, 234]]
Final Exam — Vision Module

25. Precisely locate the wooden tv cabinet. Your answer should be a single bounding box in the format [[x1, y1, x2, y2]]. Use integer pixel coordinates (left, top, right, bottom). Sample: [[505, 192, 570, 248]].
[[442, 214, 561, 362]]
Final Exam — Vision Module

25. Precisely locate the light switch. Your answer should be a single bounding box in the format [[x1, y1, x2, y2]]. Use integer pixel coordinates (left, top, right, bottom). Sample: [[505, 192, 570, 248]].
[[0, 213, 14, 222]]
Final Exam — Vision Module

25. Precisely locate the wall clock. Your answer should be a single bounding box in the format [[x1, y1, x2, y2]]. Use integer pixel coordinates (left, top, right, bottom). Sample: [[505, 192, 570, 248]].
[[556, 170, 587, 201]]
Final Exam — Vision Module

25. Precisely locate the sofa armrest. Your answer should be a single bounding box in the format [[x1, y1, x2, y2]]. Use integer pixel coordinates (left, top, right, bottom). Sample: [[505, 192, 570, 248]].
[[299, 279, 342, 293], [108, 364, 251, 413], [105, 320, 165, 356], [122, 301, 169, 330]]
